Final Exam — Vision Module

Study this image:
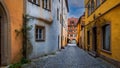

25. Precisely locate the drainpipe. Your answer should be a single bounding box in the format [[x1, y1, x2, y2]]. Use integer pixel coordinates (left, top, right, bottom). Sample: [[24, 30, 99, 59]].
[[23, 0, 27, 58], [61, 0, 64, 49]]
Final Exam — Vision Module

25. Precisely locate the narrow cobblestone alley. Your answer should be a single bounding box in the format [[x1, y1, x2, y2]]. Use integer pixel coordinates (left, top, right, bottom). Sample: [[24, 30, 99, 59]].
[[22, 44, 115, 68]]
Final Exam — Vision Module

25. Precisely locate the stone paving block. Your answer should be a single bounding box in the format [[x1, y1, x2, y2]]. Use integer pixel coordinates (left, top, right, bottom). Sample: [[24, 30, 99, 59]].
[[22, 44, 116, 68]]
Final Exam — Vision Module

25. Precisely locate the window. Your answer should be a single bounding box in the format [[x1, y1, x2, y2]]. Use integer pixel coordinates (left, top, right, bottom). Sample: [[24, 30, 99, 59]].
[[88, 3, 91, 16], [91, 0, 95, 12], [42, 0, 51, 11], [28, 0, 40, 6], [69, 30, 72, 32], [35, 25, 45, 41], [74, 34, 77, 37], [60, 14, 62, 24], [96, 0, 100, 7], [70, 21, 74, 24], [70, 34, 73, 37], [57, 8, 59, 20], [102, 24, 110, 51]]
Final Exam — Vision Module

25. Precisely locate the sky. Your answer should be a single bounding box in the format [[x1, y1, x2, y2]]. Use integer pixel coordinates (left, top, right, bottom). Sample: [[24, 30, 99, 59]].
[[68, 0, 85, 18]]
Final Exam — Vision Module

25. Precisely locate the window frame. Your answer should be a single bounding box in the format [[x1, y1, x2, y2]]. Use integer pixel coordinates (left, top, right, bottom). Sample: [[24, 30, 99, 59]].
[[42, 0, 51, 11], [91, 0, 95, 12], [96, 0, 100, 7], [35, 25, 45, 42], [87, 0, 106, 17], [101, 24, 111, 53], [87, 3, 91, 16]]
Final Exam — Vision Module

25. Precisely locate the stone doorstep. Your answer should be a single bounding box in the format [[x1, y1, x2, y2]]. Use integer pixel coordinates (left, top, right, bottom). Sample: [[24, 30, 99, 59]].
[[88, 51, 98, 58]]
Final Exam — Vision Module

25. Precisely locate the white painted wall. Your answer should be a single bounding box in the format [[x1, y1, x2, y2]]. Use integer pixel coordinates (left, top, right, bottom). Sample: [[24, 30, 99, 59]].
[[26, 0, 62, 59]]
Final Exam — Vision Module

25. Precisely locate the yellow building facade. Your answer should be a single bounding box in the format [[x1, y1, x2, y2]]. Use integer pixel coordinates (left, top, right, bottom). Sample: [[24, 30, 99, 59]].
[[84, 0, 120, 67], [0, 0, 23, 66], [76, 18, 81, 47], [76, 15, 85, 48]]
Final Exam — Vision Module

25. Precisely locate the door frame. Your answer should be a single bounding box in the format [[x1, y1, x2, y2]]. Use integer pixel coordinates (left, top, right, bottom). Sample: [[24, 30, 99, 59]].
[[0, 16, 1, 66], [0, 1, 11, 66]]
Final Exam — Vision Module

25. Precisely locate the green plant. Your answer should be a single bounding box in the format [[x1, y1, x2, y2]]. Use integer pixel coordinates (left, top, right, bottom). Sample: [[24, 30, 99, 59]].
[[20, 57, 30, 64], [14, 14, 33, 59], [9, 63, 22, 68], [9, 57, 30, 68]]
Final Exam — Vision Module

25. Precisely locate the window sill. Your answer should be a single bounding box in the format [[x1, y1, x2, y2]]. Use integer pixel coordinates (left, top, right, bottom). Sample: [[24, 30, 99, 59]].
[[28, 1, 40, 6], [101, 49, 112, 55], [43, 8, 51, 12]]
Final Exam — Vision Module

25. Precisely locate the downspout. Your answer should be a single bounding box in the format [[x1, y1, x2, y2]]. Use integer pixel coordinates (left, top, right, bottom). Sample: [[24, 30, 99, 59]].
[[23, 0, 27, 58], [61, 0, 64, 49]]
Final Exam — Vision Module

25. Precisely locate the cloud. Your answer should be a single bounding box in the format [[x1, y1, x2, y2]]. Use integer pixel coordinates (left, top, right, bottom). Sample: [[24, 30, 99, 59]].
[[68, 0, 85, 18]]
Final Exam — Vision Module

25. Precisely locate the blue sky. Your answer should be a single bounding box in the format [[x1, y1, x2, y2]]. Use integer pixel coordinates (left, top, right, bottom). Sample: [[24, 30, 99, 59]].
[[68, 0, 85, 18]]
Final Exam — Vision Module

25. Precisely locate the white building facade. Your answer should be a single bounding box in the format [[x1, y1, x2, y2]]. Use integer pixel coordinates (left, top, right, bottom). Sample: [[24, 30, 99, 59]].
[[25, 0, 69, 59], [60, 0, 69, 48]]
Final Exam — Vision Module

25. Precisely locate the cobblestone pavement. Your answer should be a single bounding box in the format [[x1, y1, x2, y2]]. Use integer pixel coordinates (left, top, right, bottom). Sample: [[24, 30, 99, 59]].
[[22, 44, 116, 68]]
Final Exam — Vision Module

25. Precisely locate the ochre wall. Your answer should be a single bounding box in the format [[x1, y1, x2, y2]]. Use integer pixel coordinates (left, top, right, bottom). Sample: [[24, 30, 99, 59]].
[[84, 0, 120, 62], [99, 6, 120, 62], [76, 23, 81, 45], [4, 0, 23, 63], [62, 27, 67, 47]]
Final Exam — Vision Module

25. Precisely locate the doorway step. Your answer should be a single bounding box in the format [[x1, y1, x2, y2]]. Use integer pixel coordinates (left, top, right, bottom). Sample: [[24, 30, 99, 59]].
[[88, 51, 98, 58]]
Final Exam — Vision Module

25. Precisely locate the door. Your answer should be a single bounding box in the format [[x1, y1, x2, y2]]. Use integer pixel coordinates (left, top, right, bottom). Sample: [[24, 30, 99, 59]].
[[92, 27, 97, 52]]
